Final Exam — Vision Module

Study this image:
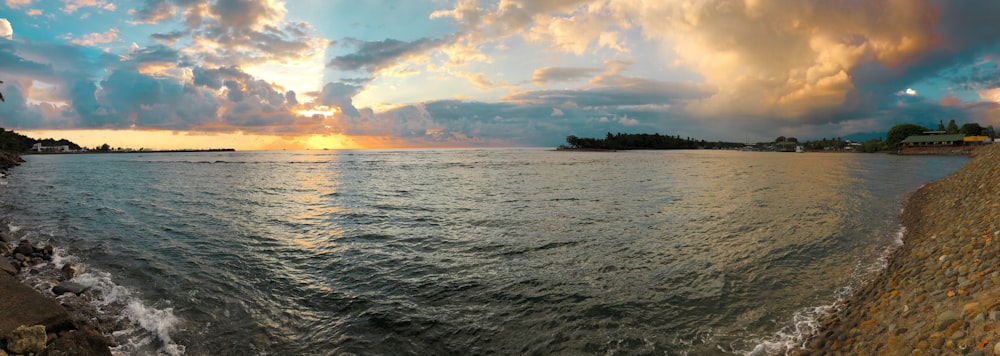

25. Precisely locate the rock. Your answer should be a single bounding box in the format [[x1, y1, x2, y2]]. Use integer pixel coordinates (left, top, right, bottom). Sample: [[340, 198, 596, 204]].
[[0, 231, 13, 243], [61, 263, 80, 280], [6, 324, 47, 354], [0, 274, 73, 336], [15, 239, 34, 256], [14, 252, 26, 261], [0, 257, 17, 276], [52, 281, 90, 296], [40, 326, 112, 356]]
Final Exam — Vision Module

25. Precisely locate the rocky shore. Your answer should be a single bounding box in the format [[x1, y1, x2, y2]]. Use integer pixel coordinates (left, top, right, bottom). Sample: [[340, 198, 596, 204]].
[[0, 151, 23, 171], [0, 152, 114, 355], [798, 144, 1000, 355]]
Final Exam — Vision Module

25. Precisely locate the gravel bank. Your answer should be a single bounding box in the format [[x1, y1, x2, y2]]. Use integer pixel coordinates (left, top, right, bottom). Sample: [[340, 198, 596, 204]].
[[798, 144, 1000, 355]]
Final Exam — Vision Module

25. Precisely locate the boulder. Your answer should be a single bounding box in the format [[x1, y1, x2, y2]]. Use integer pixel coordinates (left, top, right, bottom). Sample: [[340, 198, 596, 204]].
[[0, 274, 72, 336], [61, 264, 80, 281], [5, 324, 47, 354], [15, 240, 33, 256], [0, 257, 16, 276], [39, 327, 112, 356], [0, 231, 13, 243], [52, 282, 90, 296]]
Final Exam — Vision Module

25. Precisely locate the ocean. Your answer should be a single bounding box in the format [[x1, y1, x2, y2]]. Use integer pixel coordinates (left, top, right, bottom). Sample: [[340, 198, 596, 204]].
[[0, 149, 967, 355]]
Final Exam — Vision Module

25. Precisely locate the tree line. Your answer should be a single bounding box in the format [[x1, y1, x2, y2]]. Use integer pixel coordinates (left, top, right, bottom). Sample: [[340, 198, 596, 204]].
[[562, 132, 744, 150], [0, 128, 82, 152]]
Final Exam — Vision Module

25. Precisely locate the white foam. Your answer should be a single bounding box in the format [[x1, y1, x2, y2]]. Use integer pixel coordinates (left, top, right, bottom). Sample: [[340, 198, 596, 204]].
[[746, 300, 840, 355], [21, 244, 186, 356], [72, 269, 186, 356], [746, 221, 907, 355]]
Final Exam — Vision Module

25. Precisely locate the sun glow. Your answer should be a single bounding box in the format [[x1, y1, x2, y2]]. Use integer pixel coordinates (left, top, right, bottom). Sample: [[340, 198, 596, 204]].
[[301, 133, 365, 150], [16, 129, 373, 150], [296, 106, 338, 118]]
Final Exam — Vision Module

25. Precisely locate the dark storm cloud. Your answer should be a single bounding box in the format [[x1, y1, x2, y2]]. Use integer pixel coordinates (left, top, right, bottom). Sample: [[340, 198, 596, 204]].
[[327, 37, 449, 73], [531, 66, 602, 85], [507, 76, 714, 108]]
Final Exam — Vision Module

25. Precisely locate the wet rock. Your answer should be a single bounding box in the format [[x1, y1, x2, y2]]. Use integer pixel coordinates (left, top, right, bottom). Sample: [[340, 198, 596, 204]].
[[61, 263, 80, 280], [52, 282, 90, 296], [0, 274, 72, 335], [13, 252, 26, 261], [0, 231, 13, 243], [0, 257, 17, 276], [6, 324, 47, 354], [15, 239, 34, 256], [41, 326, 112, 356]]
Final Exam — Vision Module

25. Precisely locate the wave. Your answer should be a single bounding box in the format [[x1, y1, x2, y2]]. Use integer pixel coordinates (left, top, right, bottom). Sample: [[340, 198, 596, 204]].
[[10, 225, 186, 355], [745, 217, 908, 355]]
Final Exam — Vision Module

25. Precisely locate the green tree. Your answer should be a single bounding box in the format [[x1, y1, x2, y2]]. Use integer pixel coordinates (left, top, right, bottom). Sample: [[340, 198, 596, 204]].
[[959, 123, 984, 136], [775, 136, 786, 143], [946, 119, 959, 134], [565, 135, 580, 148], [885, 124, 928, 150], [937, 120, 945, 131], [99, 143, 111, 152]]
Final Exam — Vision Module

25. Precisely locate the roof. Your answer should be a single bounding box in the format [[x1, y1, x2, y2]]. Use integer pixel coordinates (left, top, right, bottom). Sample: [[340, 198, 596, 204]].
[[900, 134, 966, 143]]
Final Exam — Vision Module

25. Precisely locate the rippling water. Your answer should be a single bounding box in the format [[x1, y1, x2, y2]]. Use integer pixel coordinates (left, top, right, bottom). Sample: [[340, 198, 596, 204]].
[[0, 149, 967, 355]]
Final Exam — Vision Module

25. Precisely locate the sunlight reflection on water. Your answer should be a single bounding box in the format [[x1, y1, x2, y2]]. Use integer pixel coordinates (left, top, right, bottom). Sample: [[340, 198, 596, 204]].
[[1, 149, 967, 355]]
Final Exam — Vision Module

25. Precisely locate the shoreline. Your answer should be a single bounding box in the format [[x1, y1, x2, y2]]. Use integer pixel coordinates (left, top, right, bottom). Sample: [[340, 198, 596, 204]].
[[0, 152, 114, 355], [797, 144, 1000, 354]]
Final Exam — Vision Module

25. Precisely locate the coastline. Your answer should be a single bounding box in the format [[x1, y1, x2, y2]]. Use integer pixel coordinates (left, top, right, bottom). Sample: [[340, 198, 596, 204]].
[[0, 152, 114, 355], [798, 144, 1000, 354]]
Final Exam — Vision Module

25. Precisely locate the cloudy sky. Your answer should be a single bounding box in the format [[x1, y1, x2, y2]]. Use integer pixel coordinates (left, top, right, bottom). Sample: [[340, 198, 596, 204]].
[[2, 0, 1000, 149]]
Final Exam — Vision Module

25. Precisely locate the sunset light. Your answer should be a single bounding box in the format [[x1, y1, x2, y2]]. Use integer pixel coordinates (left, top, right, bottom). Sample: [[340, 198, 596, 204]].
[[2, 1, 1000, 147]]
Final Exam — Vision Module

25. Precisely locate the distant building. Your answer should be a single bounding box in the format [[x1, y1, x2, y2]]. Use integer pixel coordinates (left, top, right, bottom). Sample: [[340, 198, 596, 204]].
[[900, 134, 965, 148], [31, 143, 71, 152], [901, 130, 995, 149]]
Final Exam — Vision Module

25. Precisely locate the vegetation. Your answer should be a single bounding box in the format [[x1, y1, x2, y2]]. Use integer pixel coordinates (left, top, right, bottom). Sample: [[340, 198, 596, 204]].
[[0, 128, 82, 152], [959, 123, 986, 136], [946, 119, 959, 134], [885, 124, 930, 150], [562, 133, 744, 150]]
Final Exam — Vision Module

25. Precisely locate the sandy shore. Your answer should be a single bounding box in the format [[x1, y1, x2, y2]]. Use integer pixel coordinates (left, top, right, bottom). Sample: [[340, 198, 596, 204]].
[[798, 144, 1000, 355]]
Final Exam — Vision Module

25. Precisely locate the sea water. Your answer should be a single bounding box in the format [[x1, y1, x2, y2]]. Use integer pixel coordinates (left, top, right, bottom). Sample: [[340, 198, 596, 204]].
[[0, 149, 967, 355]]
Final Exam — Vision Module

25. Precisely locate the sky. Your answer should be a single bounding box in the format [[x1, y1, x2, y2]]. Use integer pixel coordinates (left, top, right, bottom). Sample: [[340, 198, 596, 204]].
[[2, 0, 1000, 150]]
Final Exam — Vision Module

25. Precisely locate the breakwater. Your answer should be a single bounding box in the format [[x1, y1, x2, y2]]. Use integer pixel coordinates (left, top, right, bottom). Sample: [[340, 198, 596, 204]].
[[800, 144, 1000, 355]]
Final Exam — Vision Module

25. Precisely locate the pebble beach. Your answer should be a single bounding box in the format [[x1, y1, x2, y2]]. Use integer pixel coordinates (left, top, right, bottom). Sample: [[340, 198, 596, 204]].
[[799, 144, 1000, 355]]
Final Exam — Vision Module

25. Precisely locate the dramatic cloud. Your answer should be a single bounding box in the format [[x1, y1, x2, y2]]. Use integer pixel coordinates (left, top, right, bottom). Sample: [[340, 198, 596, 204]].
[[5, 0, 1000, 148], [328, 37, 450, 73], [532, 66, 602, 85], [139, 0, 327, 65], [0, 18, 12, 39]]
